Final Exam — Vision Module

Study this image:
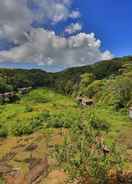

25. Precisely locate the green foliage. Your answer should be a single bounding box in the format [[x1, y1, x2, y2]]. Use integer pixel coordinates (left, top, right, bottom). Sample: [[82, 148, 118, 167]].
[[54, 120, 123, 184], [0, 77, 13, 93], [0, 126, 8, 137], [89, 112, 110, 132], [78, 73, 95, 96], [38, 111, 50, 121], [10, 118, 43, 136], [45, 110, 81, 128], [0, 56, 130, 98], [23, 89, 51, 103], [80, 73, 95, 88], [99, 75, 132, 110], [0, 88, 77, 136], [79, 79, 104, 98], [0, 178, 5, 184], [24, 105, 33, 112], [0, 68, 52, 91]]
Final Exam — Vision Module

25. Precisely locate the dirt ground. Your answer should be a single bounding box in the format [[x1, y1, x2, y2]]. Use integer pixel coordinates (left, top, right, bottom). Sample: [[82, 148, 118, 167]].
[[0, 130, 67, 184]]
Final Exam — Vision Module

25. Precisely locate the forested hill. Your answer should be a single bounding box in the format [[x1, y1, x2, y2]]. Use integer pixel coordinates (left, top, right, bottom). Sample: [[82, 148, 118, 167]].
[[0, 68, 52, 92], [0, 56, 132, 94], [51, 56, 132, 94]]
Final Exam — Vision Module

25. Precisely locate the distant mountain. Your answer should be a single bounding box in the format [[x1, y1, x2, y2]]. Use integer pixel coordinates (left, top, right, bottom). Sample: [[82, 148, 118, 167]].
[[0, 56, 132, 93]]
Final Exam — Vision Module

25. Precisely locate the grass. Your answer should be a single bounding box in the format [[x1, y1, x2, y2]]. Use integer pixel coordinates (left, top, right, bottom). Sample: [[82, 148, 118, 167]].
[[0, 88, 78, 136], [0, 89, 132, 177], [0, 87, 131, 139], [0, 178, 5, 184]]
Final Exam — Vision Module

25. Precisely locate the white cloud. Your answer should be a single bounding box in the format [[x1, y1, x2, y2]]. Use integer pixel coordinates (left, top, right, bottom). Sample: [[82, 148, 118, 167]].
[[69, 10, 80, 19], [0, 28, 113, 68], [0, 0, 74, 43], [0, 0, 33, 43], [0, 0, 113, 70], [101, 50, 113, 60], [31, 0, 71, 23], [65, 23, 82, 34]]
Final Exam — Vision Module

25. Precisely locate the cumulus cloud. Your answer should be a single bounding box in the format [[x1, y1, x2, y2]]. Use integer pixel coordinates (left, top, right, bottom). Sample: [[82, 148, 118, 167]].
[[65, 23, 82, 34], [101, 50, 113, 60], [0, 28, 113, 68], [0, 0, 74, 43], [0, 0, 33, 43], [31, 0, 71, 23], [0, 0, 113, 70]]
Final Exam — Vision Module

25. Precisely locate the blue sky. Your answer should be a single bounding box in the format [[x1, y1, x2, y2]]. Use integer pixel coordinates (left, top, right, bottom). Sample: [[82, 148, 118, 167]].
[[0, 0, 131, 71], [74, 0, 132, 57]]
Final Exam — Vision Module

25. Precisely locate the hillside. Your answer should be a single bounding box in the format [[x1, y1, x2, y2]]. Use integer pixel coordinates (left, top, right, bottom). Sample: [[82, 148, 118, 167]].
[[1, 56, 132, 109], [0, 56, 132, 183], [0, 56, 131, 94]]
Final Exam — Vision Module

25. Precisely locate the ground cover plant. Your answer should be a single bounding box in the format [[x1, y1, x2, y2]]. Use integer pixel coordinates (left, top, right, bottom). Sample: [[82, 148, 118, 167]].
[[0, 58, 131, 183]]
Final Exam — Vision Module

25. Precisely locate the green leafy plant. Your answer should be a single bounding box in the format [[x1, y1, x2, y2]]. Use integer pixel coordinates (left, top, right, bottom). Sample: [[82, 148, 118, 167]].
[[54, 120, 123, 184], [89, 112, 110, 132], [0, 126, 8, 137]]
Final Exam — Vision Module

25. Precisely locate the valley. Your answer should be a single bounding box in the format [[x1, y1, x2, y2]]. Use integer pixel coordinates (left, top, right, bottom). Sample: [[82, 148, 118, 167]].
[[0, 57, 132, 183]]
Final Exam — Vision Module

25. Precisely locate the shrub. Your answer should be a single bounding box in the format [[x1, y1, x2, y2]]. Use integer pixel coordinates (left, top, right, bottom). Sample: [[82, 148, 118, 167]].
[[89, 113, 110, 132], [85, 80, 104, 98], [10, 118, 43, 136], [99, 76, 132, 110], [0, 77, 13, 93], [0, 127, 8, 138], [78, 73, 95, 96], [31, 118, 43, 130], [24, 90, 51, 103], [38, 111, 50, 121], [46, 113, 64, 128], [46, 111, 81, 128], [11, 120, 33, 136], [54, 122, 123, 184], [25, 105, 33, 112]]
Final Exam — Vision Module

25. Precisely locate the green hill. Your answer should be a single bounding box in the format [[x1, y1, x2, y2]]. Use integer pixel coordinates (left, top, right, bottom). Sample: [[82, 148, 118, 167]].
[[0, 56, 132, 94], [0, 56, 132, 183]]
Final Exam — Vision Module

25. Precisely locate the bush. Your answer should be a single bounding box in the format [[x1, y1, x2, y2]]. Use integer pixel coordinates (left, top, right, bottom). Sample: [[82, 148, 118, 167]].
[[11, 120, 33, 136], [38, 111, 50, 121], [85, 80, 104, 98], [0, 77, 13, 93], [78, 73, 95, 96], [89, 113, 110, 132], [10, 118, 43, 136], [99, 76, 132, 110], [47, 115, 64, 128], [31, 118, 43, 130], [24, 89, 51, 103], [46, 111, 81, 128], [54, 122, 123, 184], [25, 105, 33, 112], [0, 127, 8, 138]]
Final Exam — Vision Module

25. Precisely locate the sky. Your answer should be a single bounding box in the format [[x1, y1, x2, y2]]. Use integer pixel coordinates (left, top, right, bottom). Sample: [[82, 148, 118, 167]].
[[0, 0, 131, 72]]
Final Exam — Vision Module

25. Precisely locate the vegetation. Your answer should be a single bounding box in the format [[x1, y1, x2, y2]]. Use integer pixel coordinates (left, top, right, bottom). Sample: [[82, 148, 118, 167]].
[[0, 56, 131, 183], [0, 178, 5, 184], [0, 56, 131, 94], [55, 119, 123, 184]]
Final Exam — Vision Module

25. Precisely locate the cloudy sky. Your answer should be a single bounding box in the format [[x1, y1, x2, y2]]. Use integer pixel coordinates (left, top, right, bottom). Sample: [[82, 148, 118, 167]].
[[0, 0, 131, 71]]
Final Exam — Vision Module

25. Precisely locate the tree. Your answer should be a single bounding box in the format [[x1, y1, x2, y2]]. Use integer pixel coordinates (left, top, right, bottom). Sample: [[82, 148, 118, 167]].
[[78, 73, 95, 96]]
